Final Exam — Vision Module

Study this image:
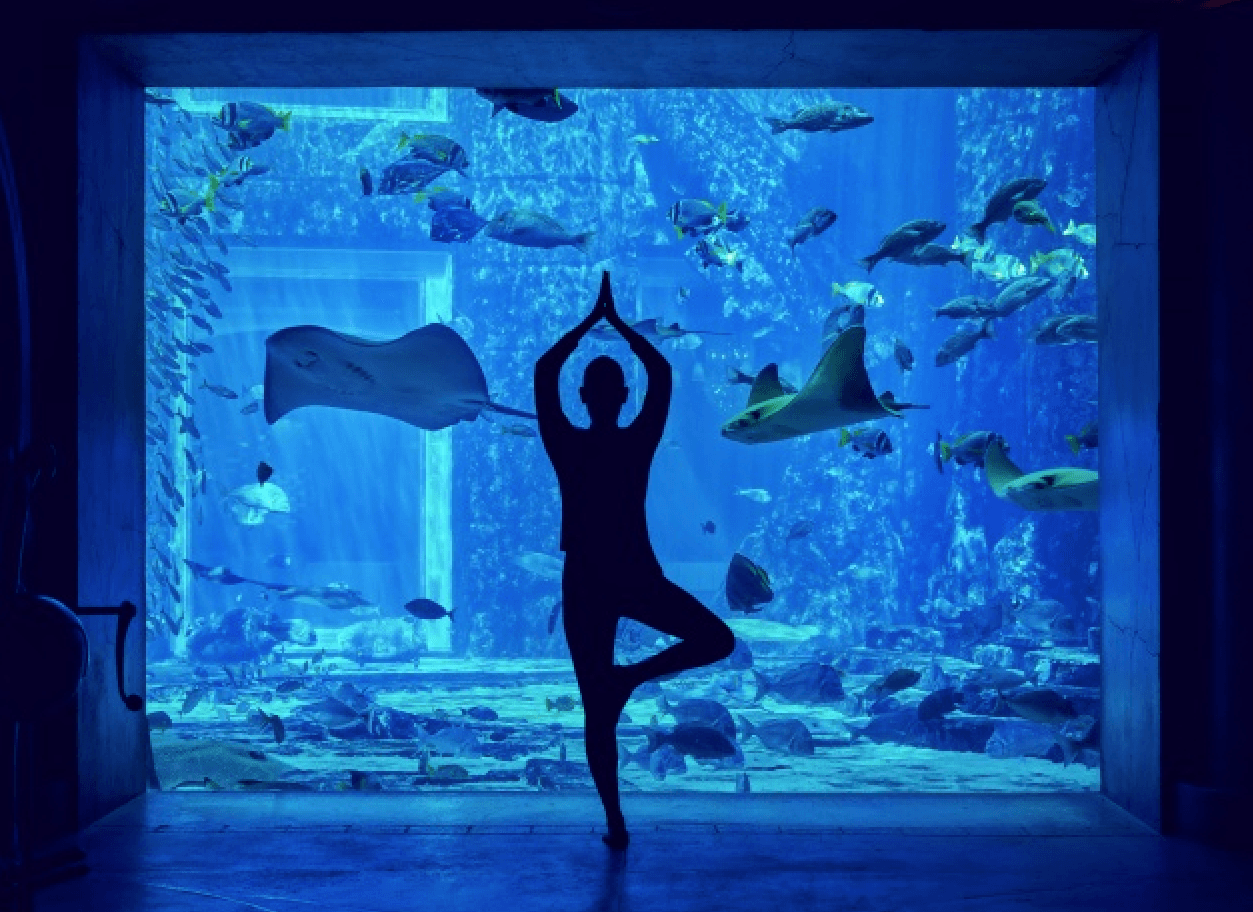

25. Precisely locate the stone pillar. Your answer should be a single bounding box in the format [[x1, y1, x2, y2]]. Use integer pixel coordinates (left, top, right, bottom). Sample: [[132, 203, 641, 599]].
[[1095, 34, 1161, 832], [76, 39, 148, 829]]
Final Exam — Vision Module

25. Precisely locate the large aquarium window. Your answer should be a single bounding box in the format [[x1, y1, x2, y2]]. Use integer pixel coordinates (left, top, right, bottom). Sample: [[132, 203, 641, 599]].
[[143, 87, 1101, 794]]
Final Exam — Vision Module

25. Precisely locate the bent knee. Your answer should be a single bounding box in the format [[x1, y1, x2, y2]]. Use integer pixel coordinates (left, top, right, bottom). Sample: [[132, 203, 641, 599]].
[[709, 618, 736, 661]]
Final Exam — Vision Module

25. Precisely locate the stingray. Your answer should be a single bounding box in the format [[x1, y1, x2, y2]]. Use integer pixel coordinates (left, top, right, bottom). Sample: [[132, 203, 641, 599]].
[[264, 323, 535, 430], [720, 326, 902, 444], [261, 581, 374, 611], [983, 438, 1099, 512]]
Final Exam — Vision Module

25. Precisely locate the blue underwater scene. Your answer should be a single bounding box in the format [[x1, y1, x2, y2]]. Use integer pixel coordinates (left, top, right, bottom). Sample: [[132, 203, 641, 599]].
[[143, 87, 1100, 794]]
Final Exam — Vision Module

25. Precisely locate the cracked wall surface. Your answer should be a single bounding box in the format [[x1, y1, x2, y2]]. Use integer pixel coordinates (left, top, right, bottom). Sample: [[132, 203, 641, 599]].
[[1096, 35, 1160, 830]]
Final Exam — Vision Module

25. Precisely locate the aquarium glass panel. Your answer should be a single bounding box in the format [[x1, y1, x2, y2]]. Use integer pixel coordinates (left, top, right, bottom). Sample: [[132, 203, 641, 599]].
[[143, 87, 1101, 794]]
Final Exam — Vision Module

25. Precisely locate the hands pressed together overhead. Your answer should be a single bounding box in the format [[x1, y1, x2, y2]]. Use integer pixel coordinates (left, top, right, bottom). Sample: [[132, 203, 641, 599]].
[[593, 271, 621, 325]]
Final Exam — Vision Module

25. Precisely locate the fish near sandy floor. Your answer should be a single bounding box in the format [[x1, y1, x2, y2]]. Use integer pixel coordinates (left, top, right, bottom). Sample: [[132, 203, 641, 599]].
[[737, 716, 815, 755], [656, 695, 736, 740], [645, 722, 740, 762], [753, 662, 845, 704]]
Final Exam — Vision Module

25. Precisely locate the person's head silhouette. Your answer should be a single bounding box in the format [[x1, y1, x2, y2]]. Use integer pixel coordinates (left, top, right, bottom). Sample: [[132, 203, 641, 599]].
[[580, 355, 628, 428]]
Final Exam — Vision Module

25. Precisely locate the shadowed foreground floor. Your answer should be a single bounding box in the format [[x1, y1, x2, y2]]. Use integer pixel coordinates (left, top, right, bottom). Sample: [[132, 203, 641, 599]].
[[32, 793, 1253, 911]]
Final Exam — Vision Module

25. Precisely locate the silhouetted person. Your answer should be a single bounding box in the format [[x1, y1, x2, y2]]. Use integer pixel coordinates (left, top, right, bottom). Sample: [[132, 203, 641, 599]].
[[535, 272, 735, 851]]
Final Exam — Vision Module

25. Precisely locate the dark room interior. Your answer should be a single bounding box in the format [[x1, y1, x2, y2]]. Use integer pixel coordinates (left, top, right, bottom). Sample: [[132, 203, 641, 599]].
[[2, 2, 1252, 910]]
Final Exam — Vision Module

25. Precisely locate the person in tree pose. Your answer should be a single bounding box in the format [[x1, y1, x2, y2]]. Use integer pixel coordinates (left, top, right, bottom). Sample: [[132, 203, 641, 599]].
[[534, 272, 734, 851]]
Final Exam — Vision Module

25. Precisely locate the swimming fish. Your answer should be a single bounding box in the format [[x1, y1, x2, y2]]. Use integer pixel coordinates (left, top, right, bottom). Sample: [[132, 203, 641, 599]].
[[645, 722, 739, 761], [838, 427, 893, 459], [934, 295, 996, 320], [200, 379, 237, 399], [476, 88, 578, 122], [656, 695, 736, 741], [752, 662, 845, 704], [485, 209, 594, 253], [725, 553, 773, 614], [864, 668, 921, 702], [396, 132, 470, 175], [404, 598, 456, 621], [785, 520, 814, 542], [983, 438, 1099, 512], [969, 177, 1047, 244], [1062, 219, 1096, 246], [787, 207, 837, 255], [721, 328, 902, 444], [515, 552, 564, 580], [764, 102, 873, 135], [1031, 313, 1097, 345], [213, 102, 291, 151], [737, 716, 814, 755], [1005, 687, 1078, 724], [377, 158, 450, 195], [830, 281, 884, 307], [935, 320, 996, 367], [668, 199, 728, 238], [934, 430, 1007, 472], [1013, 199, 1055, 232], [992, 276, 1054, 317], [893, 339, 914, 372], [263, 323, 535, 431], [694, 236, 743, 272], [1066, 420, 1098, 454], [894, 243, 971, 268], [858, 219, 945, 272]]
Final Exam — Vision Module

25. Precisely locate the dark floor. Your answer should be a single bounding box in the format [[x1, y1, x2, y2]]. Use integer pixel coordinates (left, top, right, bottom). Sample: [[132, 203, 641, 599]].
[[28, 793, 1253, 911]]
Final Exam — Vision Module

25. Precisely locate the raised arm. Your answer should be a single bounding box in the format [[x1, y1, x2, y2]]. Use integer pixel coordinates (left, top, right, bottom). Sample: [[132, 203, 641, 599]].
[[604, 289, 671, 440], [534, 277, 609, 437]]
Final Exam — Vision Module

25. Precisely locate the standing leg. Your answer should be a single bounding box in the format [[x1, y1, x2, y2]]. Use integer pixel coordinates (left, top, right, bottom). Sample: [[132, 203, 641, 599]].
[[581, 683, 630, 849], [619, 576, 735, 691], [563, 593, 632, 850]]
